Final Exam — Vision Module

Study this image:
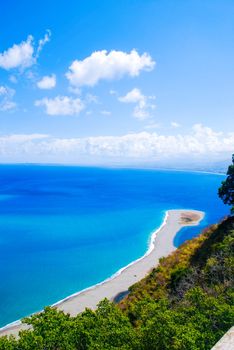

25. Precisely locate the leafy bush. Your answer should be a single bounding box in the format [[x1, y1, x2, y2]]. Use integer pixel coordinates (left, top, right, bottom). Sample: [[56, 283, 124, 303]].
[[0, 217, 234, 350]]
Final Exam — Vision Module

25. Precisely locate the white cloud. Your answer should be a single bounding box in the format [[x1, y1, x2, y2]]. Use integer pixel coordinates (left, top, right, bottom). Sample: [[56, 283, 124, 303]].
[[0, 31, 50, 70], [68, 86, 82, 95], [101, 110, 111, 116], [0, 134, 49, 157], [171, 121, 180, 128], [0, 124, 233, 163], [85, 93, 99, 104], [37, 74, 56, 89], [36, 30, 51, 58], [119, 88, 143, 104], [86, 110, 93, 115], [0, 86, 7, 95], [0, 134, 48, 142], [109, 89, 117, 95], [0, 101, 16, 111], [66, 49, 155, 87], [0, 35, 34, 70], [0, 85, 16, 111], [119, 88, 156, 120], [35, 96, 85, 116], [9, 75, 18, 84], [25, 70, 36, 81]]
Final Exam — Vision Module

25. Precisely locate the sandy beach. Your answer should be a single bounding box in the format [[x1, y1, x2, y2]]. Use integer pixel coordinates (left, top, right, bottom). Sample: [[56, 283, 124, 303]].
[[0, 209, 204, 337]]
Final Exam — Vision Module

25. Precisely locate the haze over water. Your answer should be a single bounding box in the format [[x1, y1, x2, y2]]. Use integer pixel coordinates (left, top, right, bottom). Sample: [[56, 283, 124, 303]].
[[0, 165, 229, 327]]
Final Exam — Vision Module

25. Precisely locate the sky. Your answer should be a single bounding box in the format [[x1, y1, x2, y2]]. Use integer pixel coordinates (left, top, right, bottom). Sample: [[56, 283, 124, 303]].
[[0, 0, 234, 165]]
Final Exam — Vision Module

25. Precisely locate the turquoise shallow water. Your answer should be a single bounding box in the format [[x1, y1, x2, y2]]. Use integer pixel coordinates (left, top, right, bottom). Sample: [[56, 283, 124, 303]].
[[0, 165, 229, 327]]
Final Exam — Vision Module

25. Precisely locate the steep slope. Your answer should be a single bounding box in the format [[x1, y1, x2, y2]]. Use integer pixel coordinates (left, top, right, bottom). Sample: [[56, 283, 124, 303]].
[[0, 217, 233, 349]]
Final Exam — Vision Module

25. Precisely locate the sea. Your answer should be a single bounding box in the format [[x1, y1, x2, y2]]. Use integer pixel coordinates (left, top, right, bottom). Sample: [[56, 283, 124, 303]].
[[0, 165, 229, 327]]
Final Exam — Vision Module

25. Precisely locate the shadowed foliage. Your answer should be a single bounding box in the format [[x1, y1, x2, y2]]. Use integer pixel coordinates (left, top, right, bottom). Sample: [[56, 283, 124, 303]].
[[1, 159, 234, 349], [0, 215, 233, 350], [219, 154, 234, 214]]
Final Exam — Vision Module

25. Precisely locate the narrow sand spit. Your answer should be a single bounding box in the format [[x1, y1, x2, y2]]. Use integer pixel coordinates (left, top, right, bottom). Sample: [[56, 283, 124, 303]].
[[0, 209, 204, 337]]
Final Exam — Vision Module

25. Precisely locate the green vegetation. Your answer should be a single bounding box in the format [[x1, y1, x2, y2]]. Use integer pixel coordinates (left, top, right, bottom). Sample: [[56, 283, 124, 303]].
[[219, 153, 234, 214], [1, 158, 234, 349], [0, 215, 233, 349]]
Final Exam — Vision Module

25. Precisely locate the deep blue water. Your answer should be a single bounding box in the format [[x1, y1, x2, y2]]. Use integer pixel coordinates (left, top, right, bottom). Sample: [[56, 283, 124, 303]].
[[0, 165, 229, 327]]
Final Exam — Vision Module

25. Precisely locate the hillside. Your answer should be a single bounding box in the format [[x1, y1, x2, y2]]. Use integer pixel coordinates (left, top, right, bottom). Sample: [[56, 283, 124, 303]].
[[0, 216, 233, 350]]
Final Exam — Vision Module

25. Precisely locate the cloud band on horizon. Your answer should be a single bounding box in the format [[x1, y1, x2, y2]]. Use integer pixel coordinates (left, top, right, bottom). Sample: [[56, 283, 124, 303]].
[[0, 124, 233, 163]]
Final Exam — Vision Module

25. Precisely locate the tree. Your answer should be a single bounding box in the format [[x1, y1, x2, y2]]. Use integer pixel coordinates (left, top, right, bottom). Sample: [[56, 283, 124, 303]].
[[218, 154, 234, 214]]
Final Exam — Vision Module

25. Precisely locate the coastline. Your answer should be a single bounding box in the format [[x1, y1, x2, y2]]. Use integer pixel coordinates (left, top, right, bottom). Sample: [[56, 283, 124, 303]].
[[0, 209, 205, 337], [0, 163, 226, 176]]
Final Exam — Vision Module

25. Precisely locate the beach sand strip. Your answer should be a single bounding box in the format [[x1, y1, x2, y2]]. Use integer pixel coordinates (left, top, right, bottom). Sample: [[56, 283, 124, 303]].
[[0, 209, 204, 337]]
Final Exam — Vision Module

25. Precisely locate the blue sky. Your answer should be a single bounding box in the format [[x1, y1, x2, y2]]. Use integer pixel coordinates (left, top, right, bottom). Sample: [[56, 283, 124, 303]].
[[0, 0, 233, 164]]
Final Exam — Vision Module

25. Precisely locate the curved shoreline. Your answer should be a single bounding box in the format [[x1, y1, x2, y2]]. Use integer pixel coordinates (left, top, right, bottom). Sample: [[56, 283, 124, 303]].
[[53, 211, 169, 308], [0, 209, 204, 337], [0, 212, 169, 333]]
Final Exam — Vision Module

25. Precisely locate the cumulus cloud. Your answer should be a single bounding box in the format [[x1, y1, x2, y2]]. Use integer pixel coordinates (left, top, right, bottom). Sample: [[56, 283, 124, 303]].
[[0, 35, 34, 70], [0, 134, 49, 158], [66, 49, 155, 87], [35, 95, 85, 116], [37, 74, 56, 89], [0, 85, 16, 111], [119, 88, 156, 120], [0, 31, 51, 70], [0, 125, 233, 163]]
